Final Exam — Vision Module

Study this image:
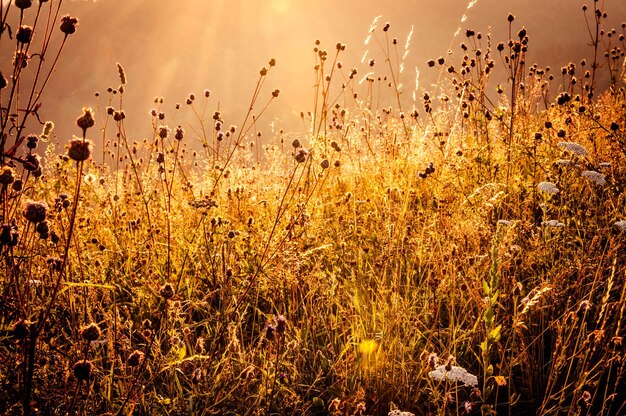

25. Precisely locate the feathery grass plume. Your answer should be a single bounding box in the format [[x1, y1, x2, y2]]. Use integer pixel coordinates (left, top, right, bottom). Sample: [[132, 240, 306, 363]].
[[558, 141, 589, 156], [538, 181, 559, 195], [40, 121, 54, 142], [428, 364, 478, 386], [581, 170, 607, 186]]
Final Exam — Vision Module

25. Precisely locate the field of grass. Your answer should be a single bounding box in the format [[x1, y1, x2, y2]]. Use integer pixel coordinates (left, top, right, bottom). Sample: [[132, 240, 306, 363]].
[[1, 1, 626, 415]]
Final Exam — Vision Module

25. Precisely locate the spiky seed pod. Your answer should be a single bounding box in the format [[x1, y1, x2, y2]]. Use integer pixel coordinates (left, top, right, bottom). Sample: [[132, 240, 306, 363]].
[[12, 320, 30, 339]]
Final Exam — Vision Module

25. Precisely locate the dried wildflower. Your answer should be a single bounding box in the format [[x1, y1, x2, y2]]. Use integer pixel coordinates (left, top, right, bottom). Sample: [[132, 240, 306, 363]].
[[579, 300, 592, 312], [127, 350, 144, 367], [67, 138, 93, 162], [22, 154, 40, 172], [14, 51, 29, 69], [581, 170, 606, 186], [160, 282, 174, 300], [427, 352, 438, 369], [295, 148, 308, 163], [26, 135, 38, 149], [16, 25, 33, 44], [12, 319, 30, 339], [558, 141, 588, 157], [542, 220, 565, 227], [0, 167, 15, 185], [76, 107, 95, 132], [79, 323, 101, 341], [555, 159, 573, 167], [320, 159, 330, 169], [72, 360, 92, 381], [15, 0, 32, 9], [23, 201, 48, 223], [0, 71, 6, 89], [175, 126, 184, 141], [428, 364, 478, 386], [275, 315, 287, 334], [614, 221, 626, 232], [158, 126, 169, 139], [60, 15, 79, 35], [537, 181, 559, 195]]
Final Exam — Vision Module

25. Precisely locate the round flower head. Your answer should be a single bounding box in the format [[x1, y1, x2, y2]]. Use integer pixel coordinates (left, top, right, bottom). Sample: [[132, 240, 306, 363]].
[[15, 0, 32, 9], [67, 138, 93, 162], [558, 141, 588, 157], [72, 360, 92, 381], [23, 201, 48, 223], [79, 323, 101, 341], [537, 181, 559, 195], [0, 167, 15, 185], [60, 15, 79, 35], [581, 170, 607, 186], [16, 25, 33, 44], [76, 107, 95, 132]]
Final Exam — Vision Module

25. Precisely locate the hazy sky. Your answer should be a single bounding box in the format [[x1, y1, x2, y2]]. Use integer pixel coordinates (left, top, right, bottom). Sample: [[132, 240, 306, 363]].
[[4, 0, 626, 143]]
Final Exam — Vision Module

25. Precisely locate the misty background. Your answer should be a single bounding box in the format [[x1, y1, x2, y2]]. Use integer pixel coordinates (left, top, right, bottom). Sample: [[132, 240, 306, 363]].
[[4, 0, 626, 145]]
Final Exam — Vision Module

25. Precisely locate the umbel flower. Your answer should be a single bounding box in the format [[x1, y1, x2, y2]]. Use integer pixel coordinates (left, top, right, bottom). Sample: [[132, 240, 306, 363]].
[[537, 181, 559, 195], [428, 364, 478, 386], [558, 141, 588, 157], [581, 170, 607, 186]]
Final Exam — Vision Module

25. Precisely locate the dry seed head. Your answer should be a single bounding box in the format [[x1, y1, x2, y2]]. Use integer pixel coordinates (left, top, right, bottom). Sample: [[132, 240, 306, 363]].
[[15, 0, 32, 9], [16, 25, 33, 44], [67, 138, 93, 162], [60, 15, 79, 35], [79, 323, 101, 341], [0, 167, 15, 185], [76, 107, 95, 132], [275, 315, 287, 334], [23, 201, 48, 223], [160, 282, 174, 300], [127, 350, 144, 367], [72, 360, 92, 381], [116, 63, 127, 85]]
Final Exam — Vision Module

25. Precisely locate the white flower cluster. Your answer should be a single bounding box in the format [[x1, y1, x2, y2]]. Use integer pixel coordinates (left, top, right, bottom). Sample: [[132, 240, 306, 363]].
[[615, 221, 626, 232], [498, 220, 514, 226], [428, 365, 478, 386], [388, 411, 415, 416], [558, 141, 589, 156], [542, 220, 565, 227], [581, 170, 607, 186], [538, 181, 559, 195]]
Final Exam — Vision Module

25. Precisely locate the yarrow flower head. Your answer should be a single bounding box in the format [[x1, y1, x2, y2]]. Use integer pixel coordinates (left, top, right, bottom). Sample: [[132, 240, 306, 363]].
[[542, 220, 565, 227], [558, 141, 588, 157], [428, 364, 478, 386], [581, 170, 607, 186], [538, 181, 559, 195]]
